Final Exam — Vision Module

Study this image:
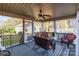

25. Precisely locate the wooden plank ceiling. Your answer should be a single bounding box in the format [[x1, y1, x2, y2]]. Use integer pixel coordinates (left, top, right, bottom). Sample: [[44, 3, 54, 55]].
[[0, 3, 77, 21]]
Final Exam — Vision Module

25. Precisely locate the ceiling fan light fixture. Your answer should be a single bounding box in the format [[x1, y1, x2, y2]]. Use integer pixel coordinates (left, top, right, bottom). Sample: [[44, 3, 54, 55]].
[[39, 17, 44, 20], [35, 9, 51, 21]]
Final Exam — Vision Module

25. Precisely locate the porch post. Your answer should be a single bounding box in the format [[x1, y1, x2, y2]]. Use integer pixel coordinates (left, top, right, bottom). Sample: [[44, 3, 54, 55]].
[[76, 10, 79, 56], [41, 21, 44, 32], [54, 20, 57, 40], [23, 18, 25, 43], [54, 20, 56, 33], [32, 19, 35, 36]]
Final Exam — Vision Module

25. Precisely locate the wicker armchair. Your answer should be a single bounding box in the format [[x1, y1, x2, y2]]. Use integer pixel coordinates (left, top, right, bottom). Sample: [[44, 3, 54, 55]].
[[61, 33, 76, 48]]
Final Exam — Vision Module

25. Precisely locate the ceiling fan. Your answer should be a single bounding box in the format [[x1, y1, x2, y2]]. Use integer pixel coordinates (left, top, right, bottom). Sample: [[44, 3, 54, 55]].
[[35, 9, 51, 21]]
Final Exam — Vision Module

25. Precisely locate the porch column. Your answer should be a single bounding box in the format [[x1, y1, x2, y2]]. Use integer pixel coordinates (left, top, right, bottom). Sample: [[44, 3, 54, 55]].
[[54, 20, 57, 40], [76, 10, 79, 56], [41, 21, 44, 32], [23, 18, 25, 43], [32, 19, 35, 36], [54, 20, 56, 33]]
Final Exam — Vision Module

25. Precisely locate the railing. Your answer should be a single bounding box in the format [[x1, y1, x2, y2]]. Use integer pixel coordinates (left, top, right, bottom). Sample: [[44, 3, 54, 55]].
[[56, 33, 67, 41], [0, 32, 72, 48], [1, 34, 19, 48], [34, 32, 67, 41]]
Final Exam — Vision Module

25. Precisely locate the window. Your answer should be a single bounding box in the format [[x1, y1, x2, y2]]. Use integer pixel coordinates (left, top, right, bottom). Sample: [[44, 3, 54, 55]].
[[34, 21, 42, 32], [43, 21, 54, 32], [56, 18, 76, 33]]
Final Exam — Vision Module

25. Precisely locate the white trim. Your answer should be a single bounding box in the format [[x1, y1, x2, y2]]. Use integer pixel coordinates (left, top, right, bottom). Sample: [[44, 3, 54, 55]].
[[76, 10, 79, 56]]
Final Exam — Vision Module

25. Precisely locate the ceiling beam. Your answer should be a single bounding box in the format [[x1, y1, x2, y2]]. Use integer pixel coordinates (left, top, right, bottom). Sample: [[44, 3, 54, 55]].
[[0, 10, 34, 20]]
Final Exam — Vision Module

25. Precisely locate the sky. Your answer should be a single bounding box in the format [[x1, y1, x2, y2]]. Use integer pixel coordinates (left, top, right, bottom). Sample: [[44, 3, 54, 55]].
[[0, 15, 10, 21], [0, 15, 10, 26]]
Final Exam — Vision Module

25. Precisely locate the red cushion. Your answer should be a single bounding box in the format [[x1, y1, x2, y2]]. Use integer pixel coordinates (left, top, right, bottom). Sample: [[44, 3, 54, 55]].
[[40, 32, 48, 39], [65, 33, 76, 41]]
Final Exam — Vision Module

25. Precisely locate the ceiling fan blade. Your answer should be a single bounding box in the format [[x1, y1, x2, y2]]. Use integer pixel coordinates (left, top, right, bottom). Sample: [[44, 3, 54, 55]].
[[35, 16, 40, 21], [35, 17, 38, 20], [41, 16, 45, 20], [43, 15, 51, 17]]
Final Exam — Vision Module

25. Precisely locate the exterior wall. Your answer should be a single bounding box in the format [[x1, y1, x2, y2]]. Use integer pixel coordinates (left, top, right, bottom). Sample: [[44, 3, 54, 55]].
[[15, 23, 32, 34], [15, 26, 23, 34]]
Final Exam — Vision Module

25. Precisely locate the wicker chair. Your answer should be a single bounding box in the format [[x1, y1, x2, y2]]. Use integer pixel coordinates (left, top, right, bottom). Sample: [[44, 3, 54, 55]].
[[61, 33, 76, 48], [33, 32, 56, 54]]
